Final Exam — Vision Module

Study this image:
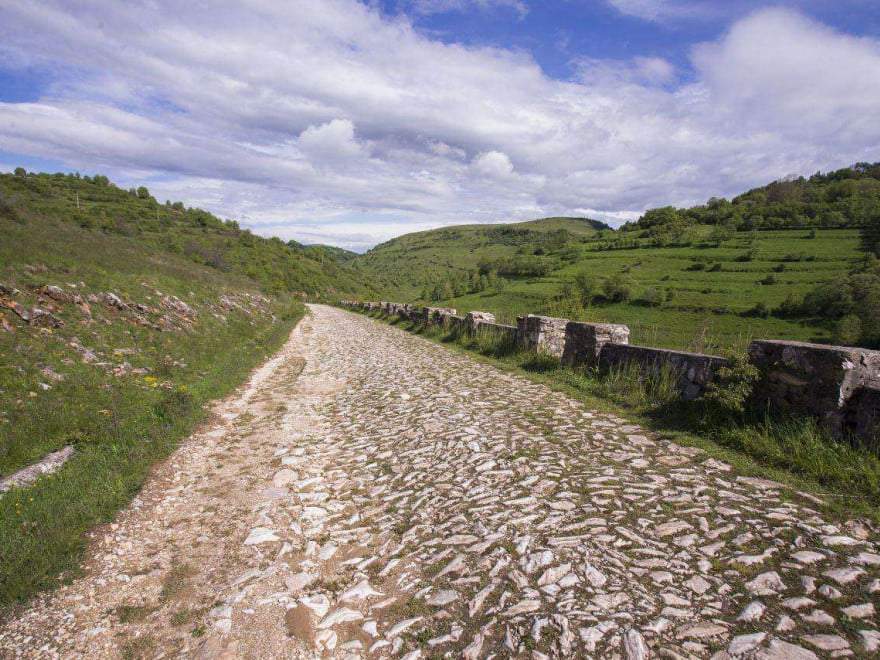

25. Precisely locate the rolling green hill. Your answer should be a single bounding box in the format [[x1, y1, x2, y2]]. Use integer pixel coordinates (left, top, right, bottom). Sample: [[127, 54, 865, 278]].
[[357, 216, 610, 299], [354, 164, 880, 353], [0, 170, 378, 299]]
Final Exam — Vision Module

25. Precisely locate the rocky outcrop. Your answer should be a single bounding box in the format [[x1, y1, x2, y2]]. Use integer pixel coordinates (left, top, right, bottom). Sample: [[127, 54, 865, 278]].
[[0, 446, 75, 495]]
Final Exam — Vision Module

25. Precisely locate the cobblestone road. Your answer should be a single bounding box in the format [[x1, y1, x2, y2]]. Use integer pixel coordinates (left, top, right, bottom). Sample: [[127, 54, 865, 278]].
[[2, 304, 879, 658]]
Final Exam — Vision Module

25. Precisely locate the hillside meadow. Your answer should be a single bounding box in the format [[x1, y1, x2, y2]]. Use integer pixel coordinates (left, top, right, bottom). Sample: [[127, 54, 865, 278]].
[[356, 163, 880, 353], [357, 222, 865, 352]]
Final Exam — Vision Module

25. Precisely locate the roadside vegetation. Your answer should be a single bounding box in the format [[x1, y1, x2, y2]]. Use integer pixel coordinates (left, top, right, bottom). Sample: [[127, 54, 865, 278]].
[[354, 163, 880, 352], [0, 172, 316, 609], [360, 308, 880, 522]]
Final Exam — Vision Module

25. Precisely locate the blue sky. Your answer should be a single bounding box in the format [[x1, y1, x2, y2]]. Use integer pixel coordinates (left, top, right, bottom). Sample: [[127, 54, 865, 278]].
[[1, 1, 879, 250], [382, 0, 880, 81]]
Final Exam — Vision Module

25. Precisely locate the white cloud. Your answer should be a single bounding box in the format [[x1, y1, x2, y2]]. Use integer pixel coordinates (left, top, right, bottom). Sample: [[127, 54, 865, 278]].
[[472, 150, 515, 178], [575, 55, 676, 86], [406, 0, 528, 18], [0, 2, 878, 248], [606, 0, 668, 21], [297, 119, 366, 164], [605, 0, 751, 22]]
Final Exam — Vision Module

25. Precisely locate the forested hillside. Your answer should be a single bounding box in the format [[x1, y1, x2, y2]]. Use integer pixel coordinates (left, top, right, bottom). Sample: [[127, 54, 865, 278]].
[[626, 161, 880, 236]]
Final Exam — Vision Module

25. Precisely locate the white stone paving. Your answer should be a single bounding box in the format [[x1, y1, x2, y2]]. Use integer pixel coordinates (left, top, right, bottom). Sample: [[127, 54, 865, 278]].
[[1, 304, 878, 658]]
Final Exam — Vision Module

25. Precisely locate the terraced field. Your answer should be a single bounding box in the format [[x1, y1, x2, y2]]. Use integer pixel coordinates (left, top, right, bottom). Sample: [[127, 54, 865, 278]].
[[358, 221, 864, 352]]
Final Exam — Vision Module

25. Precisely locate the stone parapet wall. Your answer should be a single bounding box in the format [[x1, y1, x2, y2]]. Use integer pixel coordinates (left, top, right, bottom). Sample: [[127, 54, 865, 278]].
[[516, 315, 568, 357], [562, 321, 630, 369], [599, 343, 728, 401], [748, 339, 880, 434], [344, 300, 880, 443], [424, 307, 457, 324]]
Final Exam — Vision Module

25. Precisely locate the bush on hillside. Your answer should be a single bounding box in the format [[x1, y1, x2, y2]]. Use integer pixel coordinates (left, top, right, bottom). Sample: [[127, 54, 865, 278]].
[[573, 270, 595, 305], [602, 273, 633, 302]]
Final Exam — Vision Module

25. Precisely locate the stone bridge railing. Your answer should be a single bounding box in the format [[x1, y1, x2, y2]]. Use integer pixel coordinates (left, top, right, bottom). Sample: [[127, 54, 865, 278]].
[[339, 300, 880, 445]]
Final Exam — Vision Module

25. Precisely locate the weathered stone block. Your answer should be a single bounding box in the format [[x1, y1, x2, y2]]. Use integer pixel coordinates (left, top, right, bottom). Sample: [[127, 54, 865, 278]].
[[424, 307, 457, 325], [465, 310, 496, 332], [561, 321, 630, 368], [599, 343, 728, 400], [748, 340, 880, 430], [516, 315, 568, 357]]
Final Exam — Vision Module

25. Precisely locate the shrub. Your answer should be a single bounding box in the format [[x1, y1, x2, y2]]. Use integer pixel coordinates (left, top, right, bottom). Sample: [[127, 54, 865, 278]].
[[703, 352, 760, 415], [708, 263, 722, 272], [0, 192, 19, 222], [744, 302, 770, 318], [685, 262, 706, 271], [573, 270, 595, 305], [602, 273, 633, 302], [759, 274, 777, 285], [641, 287, 663, 306]]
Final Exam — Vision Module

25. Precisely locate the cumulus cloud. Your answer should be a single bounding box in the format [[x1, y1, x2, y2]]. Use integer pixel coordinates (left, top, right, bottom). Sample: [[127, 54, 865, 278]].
[[297, 119, 366, 164], [472, 151, 515, 179], [0, 2, 878, 249]]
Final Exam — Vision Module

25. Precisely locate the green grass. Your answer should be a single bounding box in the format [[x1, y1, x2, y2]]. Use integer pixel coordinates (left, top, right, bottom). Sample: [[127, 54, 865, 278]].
[[355, 220, 866, 352], [364, 309, 880, 522], [0, 171, 377, 299], [0, 211, 305, 609]]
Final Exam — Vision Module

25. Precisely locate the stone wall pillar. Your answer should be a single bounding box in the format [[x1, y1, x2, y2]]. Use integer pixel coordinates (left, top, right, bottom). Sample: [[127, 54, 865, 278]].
[[748, 339, 880, 434], [561, 321, 630, 368], [516, 314, 569, 357]]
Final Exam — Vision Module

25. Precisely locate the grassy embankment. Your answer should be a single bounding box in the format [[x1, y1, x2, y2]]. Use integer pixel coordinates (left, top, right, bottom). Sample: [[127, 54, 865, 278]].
[[357, 307, 880, 523], [0, 187, 307, 608]]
